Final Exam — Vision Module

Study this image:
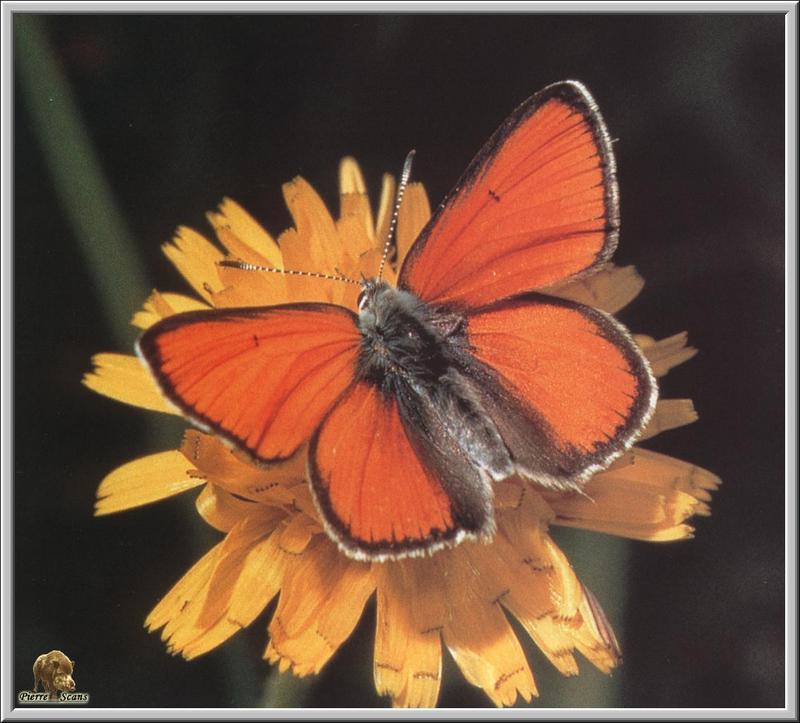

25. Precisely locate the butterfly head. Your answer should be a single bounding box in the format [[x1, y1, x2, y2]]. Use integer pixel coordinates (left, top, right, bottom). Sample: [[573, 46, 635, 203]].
[[356, 278, 380, 314]]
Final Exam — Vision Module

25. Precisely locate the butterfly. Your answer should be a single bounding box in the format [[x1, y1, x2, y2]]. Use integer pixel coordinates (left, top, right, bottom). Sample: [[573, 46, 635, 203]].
[[137, 80, 657, 562]]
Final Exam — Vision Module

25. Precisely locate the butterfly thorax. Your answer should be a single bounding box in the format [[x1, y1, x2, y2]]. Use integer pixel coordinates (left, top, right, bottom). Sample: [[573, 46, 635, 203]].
[[356, 282, 454, 391]]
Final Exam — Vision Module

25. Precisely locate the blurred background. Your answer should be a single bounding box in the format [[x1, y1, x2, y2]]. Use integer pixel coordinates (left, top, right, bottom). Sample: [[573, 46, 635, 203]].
[[13, 12, 785, 709]]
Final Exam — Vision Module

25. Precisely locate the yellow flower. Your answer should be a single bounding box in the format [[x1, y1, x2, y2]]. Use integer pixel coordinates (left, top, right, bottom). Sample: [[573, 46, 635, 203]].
[[84, 157, 720, 708]]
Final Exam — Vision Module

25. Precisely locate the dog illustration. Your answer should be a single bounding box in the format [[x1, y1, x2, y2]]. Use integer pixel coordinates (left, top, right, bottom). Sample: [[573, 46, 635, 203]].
[[32, 651, 75, 701]]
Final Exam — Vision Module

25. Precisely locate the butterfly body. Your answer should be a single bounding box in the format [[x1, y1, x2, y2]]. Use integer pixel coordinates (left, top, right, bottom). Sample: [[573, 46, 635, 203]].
[[138, 80, 658, 561]]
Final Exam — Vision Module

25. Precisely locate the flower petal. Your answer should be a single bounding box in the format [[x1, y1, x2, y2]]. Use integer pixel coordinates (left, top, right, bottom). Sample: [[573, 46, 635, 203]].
[[374, 173, 396, 252], [196, 514, 275, 628], [440, 545, 538, 707], [339, 157, 369, 196], [339, 157, 376, 249], [206, 197, 283, 267], [488, 489, 603, 676], [570, 585, 621, 674], [162, 226, 225, 304], [155, 520, 290, 660], [195, 482, 283, 533], [179, 431, 306, 506], [374, 561, 445, 708], [549, 264, 645, 314], [265, 538, 375, 676], [396, 182, 431, 267], [84, 353, 178, 414], [183, 527, 289, 659], [639, 399, 698, 440], [636, 332, 698, 377], [131, 290, 210, 330], [212, 263, 290, 308], [281, 177, 341, 273], [605, 447, 721, 500], [146, 542, 221, 634], [546, 448, 720, 541], [95, 450, 204, 515]]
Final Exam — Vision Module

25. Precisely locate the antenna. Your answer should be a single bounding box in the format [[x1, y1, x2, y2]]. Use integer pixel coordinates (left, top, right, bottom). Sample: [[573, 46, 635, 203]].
[[377, 149, 416, 281], [218, 259, 360, 286]]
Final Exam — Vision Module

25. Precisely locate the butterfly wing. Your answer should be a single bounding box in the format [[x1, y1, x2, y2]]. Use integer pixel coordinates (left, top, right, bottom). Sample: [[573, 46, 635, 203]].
[[136, 304, 361, 463], [459, 293, 656, 488], [398, 80, 618, 307], [309, 380, 495, 560]]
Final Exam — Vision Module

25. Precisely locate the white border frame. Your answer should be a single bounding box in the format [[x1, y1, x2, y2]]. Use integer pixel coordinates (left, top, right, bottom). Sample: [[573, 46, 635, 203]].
[[1, 2, 795, 719]]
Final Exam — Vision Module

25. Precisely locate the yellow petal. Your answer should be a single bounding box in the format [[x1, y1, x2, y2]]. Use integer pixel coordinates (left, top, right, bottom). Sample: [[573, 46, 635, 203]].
[[265, 538, 375, 676], [374, 173, 396, 254], [95, 450, 204, 515], [162, 226, 225, 304], [546, 448, 720, 541], [146, 541, 221, 633], [281, 177, 342, 275], [213, 262, 289, 308], [396, 182, 431, 267], [636, 332, 698, 377], [277, 229, 338, 304], [277, 513, 321, 554], [549, 264, 645, 314], [639, 399, 698, 440], [179, 431, 306, 506], [207, 197, 283, 267], [339, 157, 376, 248], [339, 157, 368, 196], [605, 447, 721, 499], [440, 545, 537, 707], [570, 585, 621, 674], [157, 520, 265, 656], [490, 491, 590, 675], [131, 290, 210, 330], [336, 212, 377, 270], [195, 482, 283, 533], [374, 561, 444, 708], [183, 527, 289, 659], [160, 521, 289, 659], [195, 515, 272, 627], [83, 353, 178, 415]]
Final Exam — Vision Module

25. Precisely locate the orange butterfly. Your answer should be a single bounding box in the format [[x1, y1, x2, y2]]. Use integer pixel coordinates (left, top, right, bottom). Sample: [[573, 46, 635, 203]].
[[137, 80, 657, 561]]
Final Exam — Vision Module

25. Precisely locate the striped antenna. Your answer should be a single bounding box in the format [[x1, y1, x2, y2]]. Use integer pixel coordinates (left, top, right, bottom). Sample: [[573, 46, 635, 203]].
[[218, 259, 360, 285], [377, 149, 416, 281]]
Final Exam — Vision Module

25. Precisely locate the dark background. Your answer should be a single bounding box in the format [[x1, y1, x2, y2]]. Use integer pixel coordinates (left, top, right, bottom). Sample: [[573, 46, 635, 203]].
[[13, 13, 786, 709]]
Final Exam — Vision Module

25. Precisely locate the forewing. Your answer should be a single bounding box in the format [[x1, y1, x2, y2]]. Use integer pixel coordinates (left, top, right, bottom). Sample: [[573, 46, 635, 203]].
[[137, 304, 360, 462], [399, 80, 618, 307], [309, 381, 493, 561], [463, 293, 656, 488]]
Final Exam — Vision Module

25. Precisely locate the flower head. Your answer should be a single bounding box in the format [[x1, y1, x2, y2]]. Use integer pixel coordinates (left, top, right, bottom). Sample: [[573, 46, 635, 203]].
[[84, 158, 719, 707]]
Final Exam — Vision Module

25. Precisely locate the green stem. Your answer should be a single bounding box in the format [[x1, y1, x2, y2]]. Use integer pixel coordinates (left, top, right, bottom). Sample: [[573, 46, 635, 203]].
[[15, 15, 148, 348], [261, 669, 314, 708]]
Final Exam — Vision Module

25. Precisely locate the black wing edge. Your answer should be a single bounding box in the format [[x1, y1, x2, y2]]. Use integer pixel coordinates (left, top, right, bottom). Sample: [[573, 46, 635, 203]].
[[398, 79, 620, 291], [306, 383, 495, 563], [135, 302, 359, 467], [462, 292, 657, 488]]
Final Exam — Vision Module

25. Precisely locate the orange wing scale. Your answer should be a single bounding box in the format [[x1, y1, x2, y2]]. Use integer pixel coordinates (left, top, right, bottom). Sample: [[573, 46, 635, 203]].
[[400, 82, 617, 307], [309, 382, 457, 559], [137, 305, 361, 462], [467, 295, 654, 460]]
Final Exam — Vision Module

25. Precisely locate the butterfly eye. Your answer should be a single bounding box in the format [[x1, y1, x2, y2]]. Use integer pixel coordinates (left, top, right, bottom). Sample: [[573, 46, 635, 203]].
[[357, 289, 369, 311]]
